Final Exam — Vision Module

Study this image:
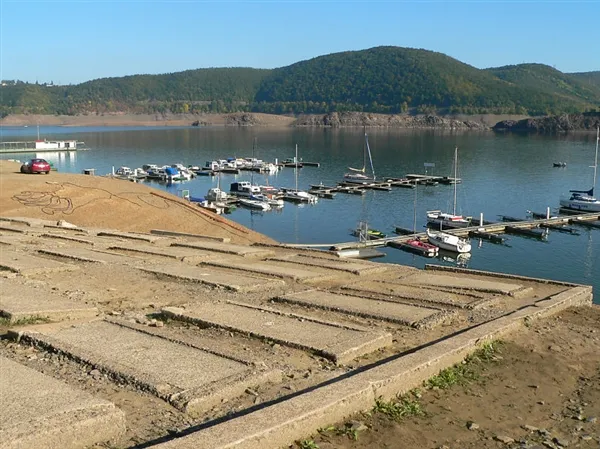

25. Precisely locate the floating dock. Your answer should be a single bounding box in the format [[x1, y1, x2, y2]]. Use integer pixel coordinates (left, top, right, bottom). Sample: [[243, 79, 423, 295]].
[[330, 212, 600, 251], [404, 174, 461, 185]]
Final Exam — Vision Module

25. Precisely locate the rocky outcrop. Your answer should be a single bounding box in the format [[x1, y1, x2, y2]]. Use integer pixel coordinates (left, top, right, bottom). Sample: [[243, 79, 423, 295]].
[[293, 112, 489, 129], [493, 113, 600, 132]]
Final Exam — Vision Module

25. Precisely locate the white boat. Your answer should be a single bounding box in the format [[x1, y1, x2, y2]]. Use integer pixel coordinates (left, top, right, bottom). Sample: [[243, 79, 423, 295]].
[[559, 126, 600, 212], [115, 166, 133, 176], [427, 147, 471, 228], [206, 187, 229, 202], [283, 144, 318, 203], [238, 198, 271, 211], [343, 130, 377, 184], [426, 228, 472, 253], [251, 193, 284, 207], [230, 181, 261, 197]]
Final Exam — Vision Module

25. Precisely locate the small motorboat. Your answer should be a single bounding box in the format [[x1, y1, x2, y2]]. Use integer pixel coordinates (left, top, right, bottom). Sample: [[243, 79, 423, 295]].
[[402, 238, 439, 257], [251, 193, 284, 207], [553, 162, 567, 167], [351, 225, 386, 240], [238, 198, 271, 211]]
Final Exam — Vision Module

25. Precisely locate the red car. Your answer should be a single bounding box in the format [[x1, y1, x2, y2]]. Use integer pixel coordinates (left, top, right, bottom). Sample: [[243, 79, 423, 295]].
[[20, 158, 51, 174]]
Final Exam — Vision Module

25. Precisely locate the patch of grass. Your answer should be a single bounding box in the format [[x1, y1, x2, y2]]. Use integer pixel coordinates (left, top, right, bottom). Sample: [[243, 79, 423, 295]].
[[318, 424, 360, 441], [0, 315, 51, 326], [299, 440, 320, 449], [373, 391, 424, 421], [426, 340, 503, 390]]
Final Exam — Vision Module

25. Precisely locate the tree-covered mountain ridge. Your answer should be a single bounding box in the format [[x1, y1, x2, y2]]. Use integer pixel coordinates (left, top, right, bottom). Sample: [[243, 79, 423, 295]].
[[2, 46, 599, 118]]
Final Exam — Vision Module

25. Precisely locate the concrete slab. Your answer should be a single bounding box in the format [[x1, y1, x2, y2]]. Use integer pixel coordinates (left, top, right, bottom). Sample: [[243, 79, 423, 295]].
[[200, 259, 336, 283], [275, 290, 447, 328], [343, 280, 486, 308], [0, 216, 48, 228], [0, 234, 28, 246], [171, 241, 274, 258], [17, 320, 280, 415], [151, 229, 230, 243], [268, 253, 389, 275], [0, 225, 27, 234], [96, 230, 161, 242], [150, 285, 593, 449], [139, 264, 284, 292], [0, 252, 79, 275], [107, 243, 212, 263], [0, 279, 98, 323], [162, 302, 392, 364], [40, 233, 95, 245], [37, 247, 141, 265], [0, 356, 125, 449], [400, 272, 525, 295]]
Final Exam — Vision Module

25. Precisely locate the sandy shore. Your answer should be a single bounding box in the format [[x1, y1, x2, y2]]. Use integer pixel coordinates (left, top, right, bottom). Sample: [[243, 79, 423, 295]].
[[0, 113, 296, 128], [0, 112, 527, 128]]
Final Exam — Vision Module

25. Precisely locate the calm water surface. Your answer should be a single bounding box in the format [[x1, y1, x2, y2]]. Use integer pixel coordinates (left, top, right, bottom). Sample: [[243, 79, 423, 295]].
[[2, 125, 598, 303]]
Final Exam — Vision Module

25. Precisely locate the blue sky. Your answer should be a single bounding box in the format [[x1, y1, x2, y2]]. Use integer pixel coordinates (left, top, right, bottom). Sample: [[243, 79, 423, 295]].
[[2, 0, 599, 85]]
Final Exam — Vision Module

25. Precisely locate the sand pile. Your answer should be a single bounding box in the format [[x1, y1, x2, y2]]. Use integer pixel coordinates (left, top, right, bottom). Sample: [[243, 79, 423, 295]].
[[0, 161, 275, 245]]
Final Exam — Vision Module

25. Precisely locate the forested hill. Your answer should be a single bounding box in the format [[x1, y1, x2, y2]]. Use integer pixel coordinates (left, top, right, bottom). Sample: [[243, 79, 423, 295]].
[[2, 46, 599, 117]]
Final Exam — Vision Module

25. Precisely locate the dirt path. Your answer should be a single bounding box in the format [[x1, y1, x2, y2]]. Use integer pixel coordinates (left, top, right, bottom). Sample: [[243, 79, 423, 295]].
[[298, 306, 600, 449]]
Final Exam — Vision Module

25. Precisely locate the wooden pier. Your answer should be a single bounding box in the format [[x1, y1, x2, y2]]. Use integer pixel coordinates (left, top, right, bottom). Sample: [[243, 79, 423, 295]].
[[404, 174, 461, 185], [330, 212, 600, 251]]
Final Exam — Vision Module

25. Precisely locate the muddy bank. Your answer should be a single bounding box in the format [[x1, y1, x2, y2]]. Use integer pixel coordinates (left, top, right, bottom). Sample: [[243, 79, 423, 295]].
[[2, 112, 530, 129]]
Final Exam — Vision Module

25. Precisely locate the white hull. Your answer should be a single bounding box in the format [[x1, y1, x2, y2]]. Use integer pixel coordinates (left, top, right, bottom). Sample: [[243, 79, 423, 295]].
[[239, 198, 271, 211], [426, 229, 471, 253], [559, 198, 600, 212]]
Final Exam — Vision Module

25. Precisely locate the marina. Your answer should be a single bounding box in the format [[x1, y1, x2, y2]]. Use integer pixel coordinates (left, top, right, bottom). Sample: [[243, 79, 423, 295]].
[[1, 125, 598, 302]]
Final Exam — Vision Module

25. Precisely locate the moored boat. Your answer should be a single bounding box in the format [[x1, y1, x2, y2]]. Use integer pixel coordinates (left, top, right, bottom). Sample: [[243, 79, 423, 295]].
[[426, 147, 471, 228], [426, 228, 472, 253], [343, 130, 377, 184], [238, 198, 271, 211], [559, 127, 600, 212]]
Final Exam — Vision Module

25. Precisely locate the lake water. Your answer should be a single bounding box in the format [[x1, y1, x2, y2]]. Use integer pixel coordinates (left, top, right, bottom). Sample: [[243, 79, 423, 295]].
[[2, 125, 598, 303]]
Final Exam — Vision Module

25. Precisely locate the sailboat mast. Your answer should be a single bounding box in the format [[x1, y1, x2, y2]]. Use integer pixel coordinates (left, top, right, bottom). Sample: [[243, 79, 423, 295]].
[[413, 184, 417, 236], [363, 130, 367, 172], [453, 147, 458, 215], [295, 143, 299, 191], [593, 126, 599, 194], [366, 132, 375, 180], [251, 137, 256, 184]]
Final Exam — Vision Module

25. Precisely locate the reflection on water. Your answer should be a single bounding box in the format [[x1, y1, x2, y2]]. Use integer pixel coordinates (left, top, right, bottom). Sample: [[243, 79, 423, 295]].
[[438, 250, 471, 268]]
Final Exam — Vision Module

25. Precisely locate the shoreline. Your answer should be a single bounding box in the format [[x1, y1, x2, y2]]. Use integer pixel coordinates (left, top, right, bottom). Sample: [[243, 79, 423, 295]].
[[0, 112, 527, 129]]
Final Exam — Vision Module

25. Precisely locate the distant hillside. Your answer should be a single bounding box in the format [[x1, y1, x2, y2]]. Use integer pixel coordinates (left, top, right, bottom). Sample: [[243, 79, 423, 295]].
[[569, 71, 600, 90], [486, 64, 600, 105], [1, 46, 599, 118], [255, 47, 597, 115]]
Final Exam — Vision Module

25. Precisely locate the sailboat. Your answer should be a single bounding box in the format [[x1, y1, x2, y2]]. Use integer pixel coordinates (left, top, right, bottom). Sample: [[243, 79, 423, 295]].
[[426, 147, 471, 228], [426, 228, 472, 253], [343, 130, 377, 184], [559, 126, 600, 212], [283, 144, 318, 204], [400, 184, 439, 257]]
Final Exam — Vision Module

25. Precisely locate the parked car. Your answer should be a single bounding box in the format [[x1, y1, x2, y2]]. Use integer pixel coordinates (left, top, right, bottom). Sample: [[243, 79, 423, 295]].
[[20, 158, 51, 174]]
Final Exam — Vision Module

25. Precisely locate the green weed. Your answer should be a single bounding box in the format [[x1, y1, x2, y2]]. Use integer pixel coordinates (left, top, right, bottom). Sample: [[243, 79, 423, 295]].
[[373, 393, 424, 421], [299, 440, 320, 449]]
